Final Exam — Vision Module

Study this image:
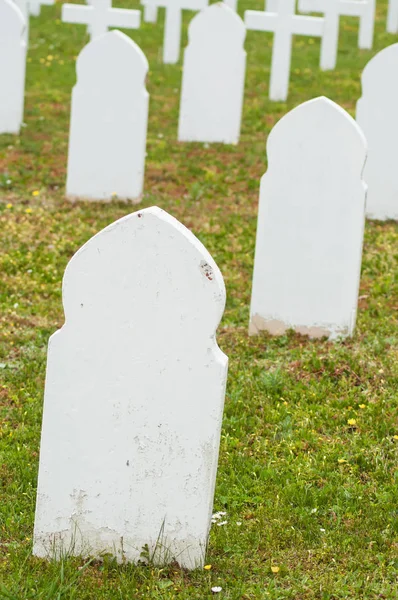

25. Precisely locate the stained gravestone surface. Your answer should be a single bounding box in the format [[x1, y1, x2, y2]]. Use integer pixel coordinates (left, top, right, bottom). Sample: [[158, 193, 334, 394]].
[[357, 44, 398, 221], [178, 2, 246, 144], [143, 0, 208, 64], [245, 0, 324, 101], [33, 207, 228, 570], [66, 31, 149, 201], [387, 0, 398, 33], [0, 0, 26, 134], [250, 97, 367, 339], [62, 0, 140, 40], [299, 0, 375, 66]]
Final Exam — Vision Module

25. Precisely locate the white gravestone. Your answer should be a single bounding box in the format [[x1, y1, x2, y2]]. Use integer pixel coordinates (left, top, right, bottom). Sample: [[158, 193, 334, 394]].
[[33, 206, 228, 570], [143, 0, 208, 64], [387, 0, 398, 33], [224, 0, 237, 9], [29, 0, 54, 16], [357, 44, 398, 221], [250, 97, 367, 339], [14, 0, 29, 44], [265, 0, 277, 10], [178, 3, 246, 144], [0, 0, 26, 134], [62, 0, 141, 40], [142, 2, 158, 23], [298, 0, 375, 66], [66, 31, 148, 201], [245, 0, 324, 101]]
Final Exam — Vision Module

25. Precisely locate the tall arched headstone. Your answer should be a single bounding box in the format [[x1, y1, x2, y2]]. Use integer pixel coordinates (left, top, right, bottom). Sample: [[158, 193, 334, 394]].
[[387, 0, 398, 33], [33, 206, 228, 570], [250, 97, 367, 339], [356, 44, 398, 221], [66, 31, 149, 201], [178, 2, 246, 144], [0, 0, 26, 134]]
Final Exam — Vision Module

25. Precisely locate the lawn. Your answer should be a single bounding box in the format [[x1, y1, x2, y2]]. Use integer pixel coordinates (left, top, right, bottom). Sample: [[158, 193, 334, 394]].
[[1, 0, 398, 598]]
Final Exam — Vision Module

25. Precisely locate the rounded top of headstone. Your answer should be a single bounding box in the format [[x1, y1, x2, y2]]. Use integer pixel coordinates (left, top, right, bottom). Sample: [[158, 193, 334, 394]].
[[361, 43, 398, 96], [0, 0, 25, 35], [61, 207, 226, 344], [76, 30, 148, 85], [267, 96, 367, 171], [188, 2, 246, 45]]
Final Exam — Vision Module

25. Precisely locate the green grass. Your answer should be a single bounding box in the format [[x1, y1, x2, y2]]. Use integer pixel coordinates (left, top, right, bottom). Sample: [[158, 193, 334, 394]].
[[1, 0, 398, 598]]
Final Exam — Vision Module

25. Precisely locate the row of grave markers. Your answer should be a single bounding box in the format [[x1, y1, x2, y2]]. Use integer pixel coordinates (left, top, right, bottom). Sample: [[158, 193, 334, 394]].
[[33, 92, 383, 569]]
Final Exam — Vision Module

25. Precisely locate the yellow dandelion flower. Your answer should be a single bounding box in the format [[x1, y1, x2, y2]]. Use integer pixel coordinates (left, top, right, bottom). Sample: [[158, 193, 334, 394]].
[[271, 566, 280, 574], [6, 203, 12, 208], [359, 404, 366, 409], [25, 208, 32, 214], [338, 458, 347, 464], [204, 565, 212, 570], [347, 419, 356, 426], [32, 190, 39, 196]]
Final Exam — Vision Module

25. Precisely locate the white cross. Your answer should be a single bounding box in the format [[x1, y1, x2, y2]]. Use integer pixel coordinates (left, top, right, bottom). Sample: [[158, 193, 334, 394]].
[[29, 0, 54, 16], [142, 0, 208, 64], [141, 2, 158, 23], [387, 0, 398, 33], [62, 0, 141, 40], [299, 0, 375, 65], [245, 0, 324, 101]]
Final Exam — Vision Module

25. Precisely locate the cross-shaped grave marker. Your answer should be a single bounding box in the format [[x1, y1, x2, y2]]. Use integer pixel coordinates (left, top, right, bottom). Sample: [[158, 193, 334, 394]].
[[62, 0, 141, 40], [387, 0, 398, 33], [245, 0, 324, 101], [299, 0, 375, 67], [142, 0, 208, 64]]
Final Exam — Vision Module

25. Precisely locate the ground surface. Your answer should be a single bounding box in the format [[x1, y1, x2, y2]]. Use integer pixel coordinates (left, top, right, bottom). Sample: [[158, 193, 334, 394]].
[[1, 1, 398, 598]]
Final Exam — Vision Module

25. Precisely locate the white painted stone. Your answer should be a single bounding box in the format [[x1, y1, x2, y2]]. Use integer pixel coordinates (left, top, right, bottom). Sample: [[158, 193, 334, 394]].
[[224, 0, 237, 10], [356, 44, 398, 221], [387, 0, 398, 33], [298, 0, 375, 65], [178, 3, 246, 144], [143, 0, 208, 64], [33, 206, 228, 570], [29, 0, 54, 17], [142, 2, 158, 23], [62, 0, 141, 40], [66, 31, 149, 201], [14, 0, 29, 44], [250, 97, 367, 339], [0, 0, 26, 134], [265, 0, 278, 11], [245, 0, 324, 101]]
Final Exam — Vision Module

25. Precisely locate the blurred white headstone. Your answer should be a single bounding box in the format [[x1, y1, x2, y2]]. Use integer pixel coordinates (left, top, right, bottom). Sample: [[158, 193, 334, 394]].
[[357, 44, 398, 221], [29, 0, 54, 16], [298, 0, 375, 66], [245, 0, 323, 101], [0, 0, 26, 134], [387, 0, 398, 33], [33, 206, 228, 570], [66, 31, 149, 201], [224, 0, 237, 9], [250, 97, 367, 338], [62, 0, 141, 40], [179, 3, 246, 144], [143, 0, 208, 64], [14, 0, 29, 43]]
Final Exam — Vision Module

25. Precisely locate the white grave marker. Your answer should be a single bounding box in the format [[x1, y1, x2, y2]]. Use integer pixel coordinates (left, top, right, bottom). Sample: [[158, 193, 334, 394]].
[[298, 0, 375, 66], [356, 44, 398, 221], [245, 0, 324, 101], [29, 0, 54, 16], [250, 97, 367, 339], [33, 206, 228, 570], [178, 3, 246, 144], [387, 0, 398, 33], [0, 0, 26, 134], [143, 0, 208, 64], [14, 0, 29, 44], [224, 0, 237, 9], [265, 0, 278, 10], [62, 0, 141, 40], [66, 31, 149, 201], [142, 2, 158, 23]]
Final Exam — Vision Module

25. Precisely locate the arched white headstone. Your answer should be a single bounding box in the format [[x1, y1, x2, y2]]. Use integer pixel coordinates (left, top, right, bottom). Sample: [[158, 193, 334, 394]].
[[143, 0, 208, 64], [250, 97, 367, 339], [356, 44, 398, 221], [224, 0, 237, 9], [0, 0, 26, 134], [66, 31, 149, 201], [387, 0, 398, 33], [298, 0, 375, 66], [244, 0, 324, 101], [178, 3, 246, 144], [14, 0, 29, 44], [33, 206, 228, 570]]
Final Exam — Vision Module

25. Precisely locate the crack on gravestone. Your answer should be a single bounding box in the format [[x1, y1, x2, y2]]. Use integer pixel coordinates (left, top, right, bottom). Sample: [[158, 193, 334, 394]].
[[199, 261, 214, 282]]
